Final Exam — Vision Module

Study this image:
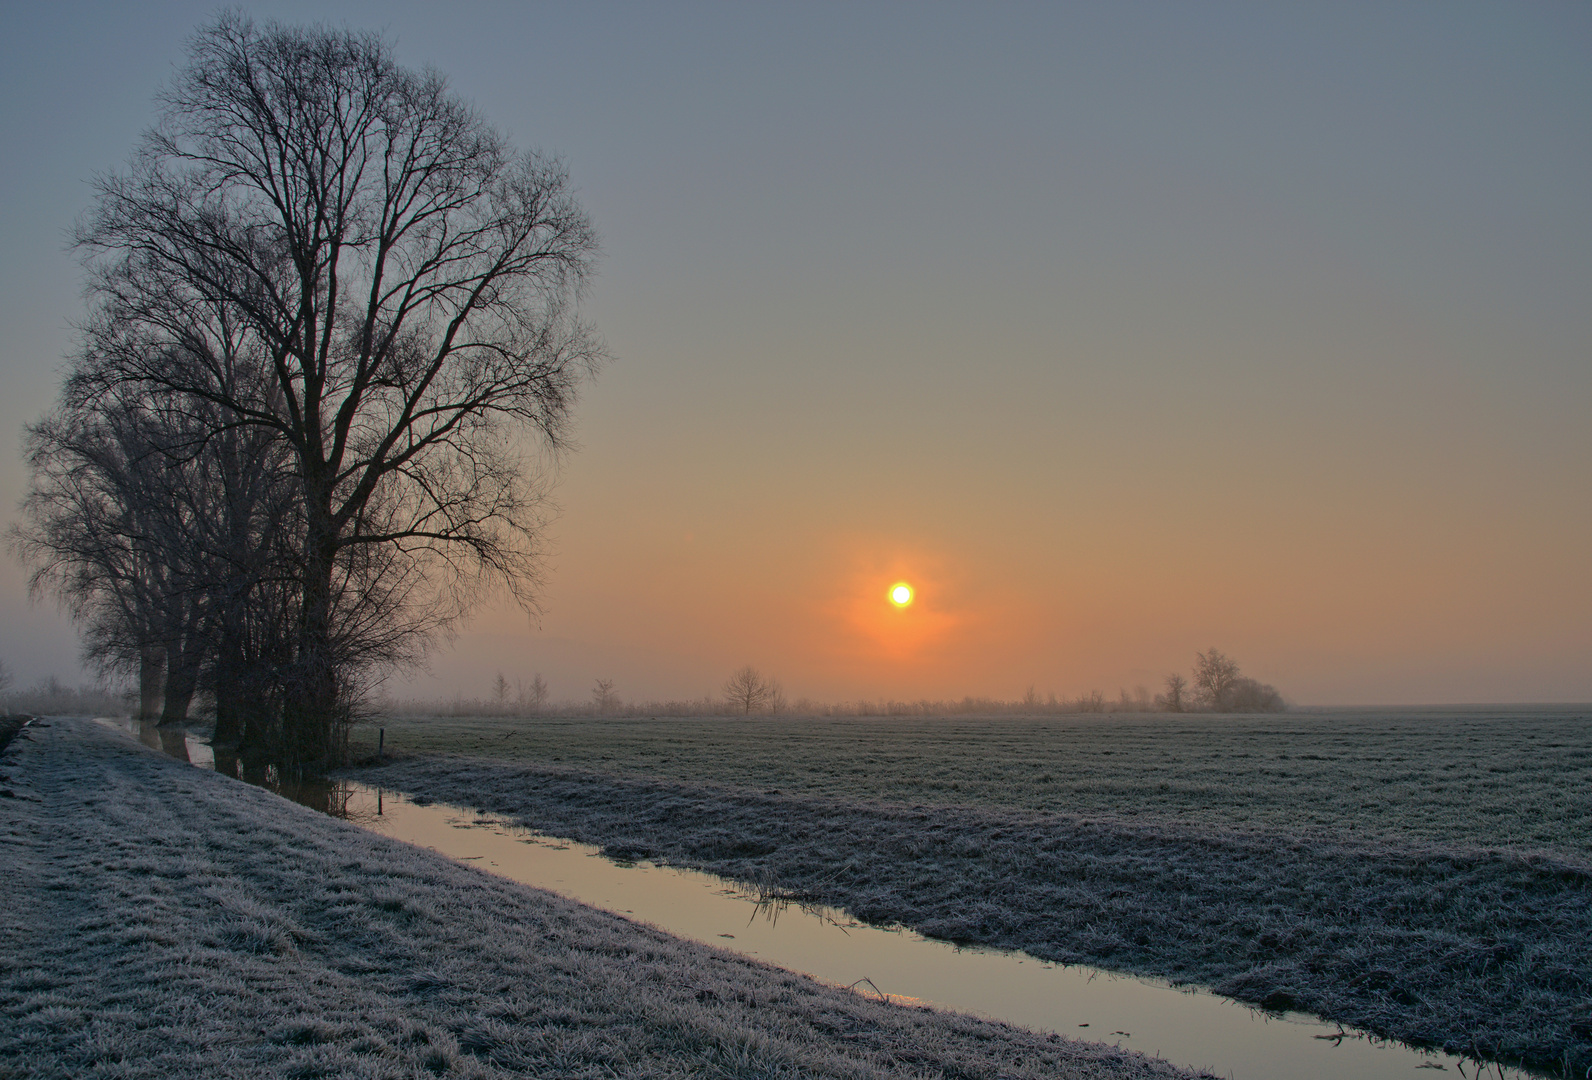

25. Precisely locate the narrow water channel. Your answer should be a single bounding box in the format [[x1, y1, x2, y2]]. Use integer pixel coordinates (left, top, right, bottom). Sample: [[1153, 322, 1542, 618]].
[[100, 719, 1533, 1080]]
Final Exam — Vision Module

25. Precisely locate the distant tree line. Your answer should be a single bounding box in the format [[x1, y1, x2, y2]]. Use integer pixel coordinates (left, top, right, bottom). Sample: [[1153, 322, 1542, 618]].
[[10, 15, 599, 764], [0, 675, 129, 719], [377, 652, 1283, 720]]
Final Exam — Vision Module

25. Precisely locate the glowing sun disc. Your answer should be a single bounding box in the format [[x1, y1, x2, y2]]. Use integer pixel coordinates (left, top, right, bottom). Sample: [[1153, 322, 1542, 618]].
[[890, 583, 914, 606]]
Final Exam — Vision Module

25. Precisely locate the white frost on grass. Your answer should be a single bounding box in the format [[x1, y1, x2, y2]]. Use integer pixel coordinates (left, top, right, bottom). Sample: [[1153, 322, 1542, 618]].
[[0, 719, 1210, 1079], [354, 751, 1592, 1077], [361, 712, 1592, 857]]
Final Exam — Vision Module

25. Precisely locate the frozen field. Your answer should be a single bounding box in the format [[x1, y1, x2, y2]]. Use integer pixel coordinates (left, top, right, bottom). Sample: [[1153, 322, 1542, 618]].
[[351, 709, 1592, 1075], [358, 709, 1592, 857]]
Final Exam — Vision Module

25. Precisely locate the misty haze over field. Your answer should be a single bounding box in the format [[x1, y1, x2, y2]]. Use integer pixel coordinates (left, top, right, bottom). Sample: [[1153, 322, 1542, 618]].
[[2, 4, 1588, 707]]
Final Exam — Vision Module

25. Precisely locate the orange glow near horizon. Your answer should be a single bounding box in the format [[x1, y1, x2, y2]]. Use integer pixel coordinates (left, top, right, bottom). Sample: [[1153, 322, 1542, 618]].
[[811, 548, 971, 669]]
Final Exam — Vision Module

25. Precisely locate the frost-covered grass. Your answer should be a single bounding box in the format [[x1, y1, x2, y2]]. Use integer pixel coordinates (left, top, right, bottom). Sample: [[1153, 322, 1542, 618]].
[[0, 718, 1210, 1080], [353, 709, 1592, 857], [349, 712, 1592, 1077]]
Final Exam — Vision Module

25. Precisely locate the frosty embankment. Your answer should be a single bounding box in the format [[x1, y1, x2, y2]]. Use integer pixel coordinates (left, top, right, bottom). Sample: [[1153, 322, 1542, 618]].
[[0, 719, 1210, 1079]]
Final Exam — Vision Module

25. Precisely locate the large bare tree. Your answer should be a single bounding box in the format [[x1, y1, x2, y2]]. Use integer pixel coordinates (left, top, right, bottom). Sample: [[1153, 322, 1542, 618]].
[[68, 15, 601, 762]]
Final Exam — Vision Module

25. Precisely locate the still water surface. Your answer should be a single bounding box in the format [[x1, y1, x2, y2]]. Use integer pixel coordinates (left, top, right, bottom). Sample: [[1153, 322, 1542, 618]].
[[103, 719, 1532, 1080]]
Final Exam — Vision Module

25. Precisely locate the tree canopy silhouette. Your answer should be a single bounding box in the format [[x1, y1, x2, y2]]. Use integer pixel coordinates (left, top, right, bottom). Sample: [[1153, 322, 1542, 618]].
[[29, 13, 601, 763]]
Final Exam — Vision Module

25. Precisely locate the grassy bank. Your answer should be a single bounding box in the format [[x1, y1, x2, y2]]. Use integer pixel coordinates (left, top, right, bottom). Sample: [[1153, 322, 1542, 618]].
[[0, 717, 28, 757], [348, 712, 1592, 1076], [351, 710, 1592, 857], [0, 718, 1209, 1079]]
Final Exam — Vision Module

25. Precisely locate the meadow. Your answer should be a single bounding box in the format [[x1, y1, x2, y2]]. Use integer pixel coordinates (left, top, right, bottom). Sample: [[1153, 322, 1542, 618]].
[[353, 708, 1592, 858], [350, 708, 1592, 1076]]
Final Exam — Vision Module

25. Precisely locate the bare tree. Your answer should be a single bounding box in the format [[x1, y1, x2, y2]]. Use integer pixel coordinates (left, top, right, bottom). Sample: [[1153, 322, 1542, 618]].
[[724, 665, 774, 715], [1075, 689, 1106, 713], [1188, 648, 1283, 711], [1192, 648, 1242, 711], [13, 343, 311, 740], [14, 396, 209, 722], [0, 659, 12, 696], [1159, 672, 1188, 712], [493, 672, 510, 708], [592, 678, 620, 714], [524, 672, 549, 713], [69, 15, 602, 763]]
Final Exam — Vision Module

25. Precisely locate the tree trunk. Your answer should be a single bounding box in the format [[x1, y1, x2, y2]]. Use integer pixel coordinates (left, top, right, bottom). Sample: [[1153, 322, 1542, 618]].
[[237, 689, 278, 758], [160, 634, 201, 724], [211, 667, 240, 747], [282, 522, 339, 766], [138, 646, 166, 721], [211, 627, 245, 747], [158, 725, 191, 761]]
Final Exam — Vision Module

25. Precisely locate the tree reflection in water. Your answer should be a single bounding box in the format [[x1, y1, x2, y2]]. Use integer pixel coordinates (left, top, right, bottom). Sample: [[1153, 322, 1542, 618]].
[[211, 746, 376, 822], [112, 718, 375, 823]]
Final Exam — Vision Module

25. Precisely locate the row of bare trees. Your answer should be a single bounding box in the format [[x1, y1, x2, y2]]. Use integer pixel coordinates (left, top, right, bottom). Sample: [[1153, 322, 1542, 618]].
[[10, 15, 599, 764], [16, 381, 299, 743], [713, 655, 1278, 718]]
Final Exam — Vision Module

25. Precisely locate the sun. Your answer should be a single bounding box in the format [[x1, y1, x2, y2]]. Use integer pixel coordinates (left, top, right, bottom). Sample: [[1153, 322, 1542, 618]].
[[889, 582, 914, 607]]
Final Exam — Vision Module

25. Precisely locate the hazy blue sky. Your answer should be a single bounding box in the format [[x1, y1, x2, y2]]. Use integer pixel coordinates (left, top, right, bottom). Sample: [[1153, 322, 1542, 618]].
[[3, 3, 1588, 705]]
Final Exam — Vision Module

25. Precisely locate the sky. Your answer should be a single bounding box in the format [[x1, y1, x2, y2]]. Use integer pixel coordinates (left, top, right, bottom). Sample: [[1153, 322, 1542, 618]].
[[1, 2, 1588, 707]]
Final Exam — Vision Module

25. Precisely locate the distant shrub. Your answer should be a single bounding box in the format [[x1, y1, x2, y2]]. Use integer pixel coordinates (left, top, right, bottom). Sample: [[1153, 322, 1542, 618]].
[[1226, 676, 1285, 712]]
